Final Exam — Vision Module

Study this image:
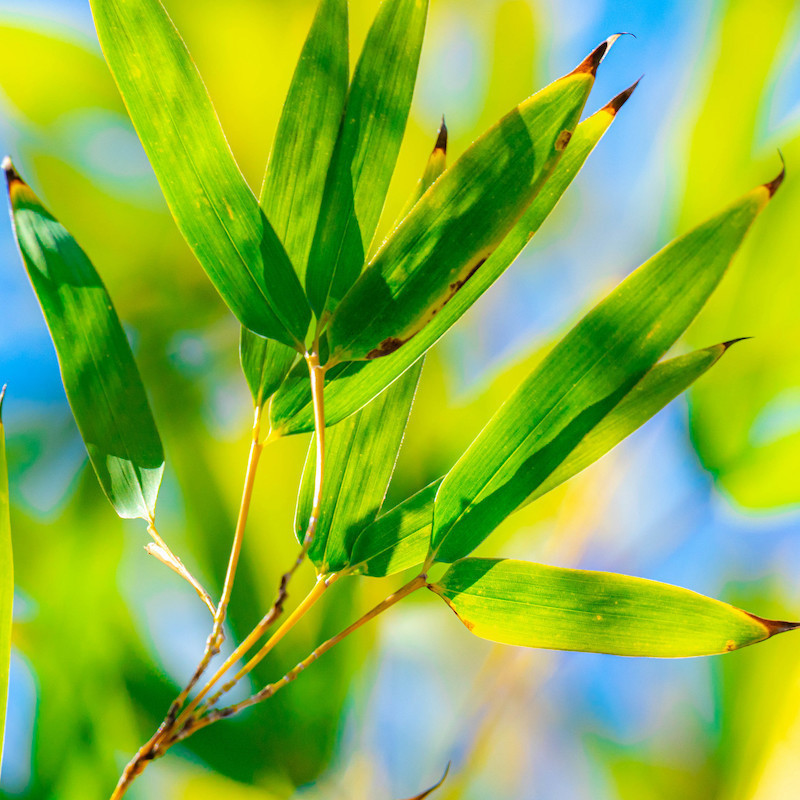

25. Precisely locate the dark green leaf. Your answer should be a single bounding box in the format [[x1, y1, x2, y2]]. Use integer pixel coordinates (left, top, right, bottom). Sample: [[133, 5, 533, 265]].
[[90, 0, 310, 347], [432, 558, 799, 657], [349, 478, 441, 577], [5, 161, 164, 520], [325, 45, 606, 364], [431, 177, 777, 563], [0, 387, 11, 771], [240, 0, 349, 406], [305, 0, 429, 318], [271, 80, 633, 436], [295, 359, 423, 573]]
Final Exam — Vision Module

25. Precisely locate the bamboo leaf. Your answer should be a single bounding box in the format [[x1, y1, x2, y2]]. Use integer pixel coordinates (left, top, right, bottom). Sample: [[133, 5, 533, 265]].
[[0, 387, 12, 772], [89, 0, 310, 347], [305, 0, 429, 318], [271, 80, 636, 437], [349, 340, 731, 578], [239, 333, 298, 411], [431, 558, 799, 657], [400, 764, 450, 800], [349, 478, 441, 577], [324, 41, 611, 364], [431, 173, 781, 564], [240, 0, 349, 406], [4, 160, 164, 520], [295, 360, 423, 573]]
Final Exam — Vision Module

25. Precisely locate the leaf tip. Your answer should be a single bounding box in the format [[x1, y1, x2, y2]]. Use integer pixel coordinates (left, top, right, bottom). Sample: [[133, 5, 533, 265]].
[[748, 611, 800, 639], [720, 336, 753, 352], [763, 151, 786, 198], [2, 156, 21, 190], [434, 116, 448, 154], [0, 384, 6, 420], [402, 762, 451, 800], [604, 76, 643, 116], [571, 33, 632, 76]]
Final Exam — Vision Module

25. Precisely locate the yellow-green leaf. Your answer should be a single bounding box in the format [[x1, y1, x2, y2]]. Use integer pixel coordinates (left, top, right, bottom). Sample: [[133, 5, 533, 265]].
[[432, 558, 799, 657], [0, 386, 12, 771]]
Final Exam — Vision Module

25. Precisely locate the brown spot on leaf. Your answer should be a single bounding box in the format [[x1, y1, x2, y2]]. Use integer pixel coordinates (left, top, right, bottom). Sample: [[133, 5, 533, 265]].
[[448, 257, 486, 293], [725, 639, 736, 652], [366, 337, 406, 360], [555, 130, 572, 151]]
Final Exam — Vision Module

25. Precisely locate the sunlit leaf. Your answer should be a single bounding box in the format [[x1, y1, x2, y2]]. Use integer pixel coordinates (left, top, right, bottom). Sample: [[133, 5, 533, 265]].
[[241, 0, 349, 407], [295, 360, 423, 573], [349, 340, 732, 578], [4, 160, 164, 520], [432, 558, 799, 657], [349, 478, 441, 577], [324, 42, 609, 364], [431, 175, 780, 564], [270, 81, 635, 436], [0, 387, 11, 772], [305, 0, 429, 318], [90, 0, 310, 347]]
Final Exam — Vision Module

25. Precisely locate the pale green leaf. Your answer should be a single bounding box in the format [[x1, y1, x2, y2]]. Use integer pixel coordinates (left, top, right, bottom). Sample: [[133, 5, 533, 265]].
[[0, 387, 12, 772]]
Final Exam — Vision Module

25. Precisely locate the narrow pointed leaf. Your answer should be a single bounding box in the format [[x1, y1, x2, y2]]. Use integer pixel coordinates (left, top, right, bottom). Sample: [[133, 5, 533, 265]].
[[325, 44, 607, 364], [401, 764, 450, 800], [295, 359, 423, 573], [240, 0, 348, 406], [349, 478, 441, 577], [90, 0, 310, 347], [349, 340, 732, 578], [432, 558, 799, 657], [239, 333, 298, 411], [271, 82, 634, 436], [5, 161, 164, 520], [0, 387, 12, 772], [432, 177, 778, 563], [306, 0, 429, 317], [260, 0, 349, 278]]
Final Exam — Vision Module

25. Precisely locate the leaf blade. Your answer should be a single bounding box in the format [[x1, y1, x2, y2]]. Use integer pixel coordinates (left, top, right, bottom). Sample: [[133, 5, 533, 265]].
[[432, 179, 776, 563], [271, 83, 631, 436], [432, 558, 799, 658], [325, 49, 603, 363], [89, 0, 310, 346], [5, 161, 164, 520], [305, 0, 429, 318], [295, 359, 423, 573]]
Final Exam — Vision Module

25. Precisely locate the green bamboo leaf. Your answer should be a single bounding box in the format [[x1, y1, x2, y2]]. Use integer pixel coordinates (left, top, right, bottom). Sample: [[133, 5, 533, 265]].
[[0, 386, 12, 772], [324, 41, 611, 364], [349, 340, 733, 578], [431, 173, 781, 564], [305, 0, 429, 318], [271, 79, 636, 437], [295, 360, 423, 573], [4, 160, 164, 520], [239, 333, 298, 411], [240, 0, 349, 407], [349, 478, 441, 577], [431, 558, 799, 657], [89, 0, 310, 347]]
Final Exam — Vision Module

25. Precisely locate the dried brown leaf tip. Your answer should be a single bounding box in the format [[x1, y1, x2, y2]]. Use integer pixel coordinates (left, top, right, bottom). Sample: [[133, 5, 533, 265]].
[[571, 32, 632, 76], [763, 151, 786, 198], [604, 76, 643, 116], [434, 116, 448, 154], [720, 336, 752, 351], [2, 156, 22, 190], [747, 611, 800, 638]]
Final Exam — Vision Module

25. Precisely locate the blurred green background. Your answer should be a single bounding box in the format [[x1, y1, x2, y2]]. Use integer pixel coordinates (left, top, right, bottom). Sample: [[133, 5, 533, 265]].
[[1, 0, 799, 797]]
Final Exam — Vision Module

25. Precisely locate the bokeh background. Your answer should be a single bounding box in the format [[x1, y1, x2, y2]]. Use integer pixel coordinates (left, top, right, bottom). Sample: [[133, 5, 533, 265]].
[[1, 0, 799, 797]]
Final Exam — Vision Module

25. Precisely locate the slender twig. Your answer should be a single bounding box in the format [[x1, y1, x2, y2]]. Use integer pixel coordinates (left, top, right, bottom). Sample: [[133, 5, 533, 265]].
[[171, 574, 428, 743]]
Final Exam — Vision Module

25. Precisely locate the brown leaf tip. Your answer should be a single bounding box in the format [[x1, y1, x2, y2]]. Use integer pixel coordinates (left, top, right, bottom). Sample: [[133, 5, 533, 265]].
[[2, 156, 22, 189], [764, 151, 786, 198], [0, 384, 6, 420], [434, 116, 448, 154], [720, 336, 753, 351], [748, 611, 800, 637], [604, 76, 643, 115], [571, 33, 632, 76]]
